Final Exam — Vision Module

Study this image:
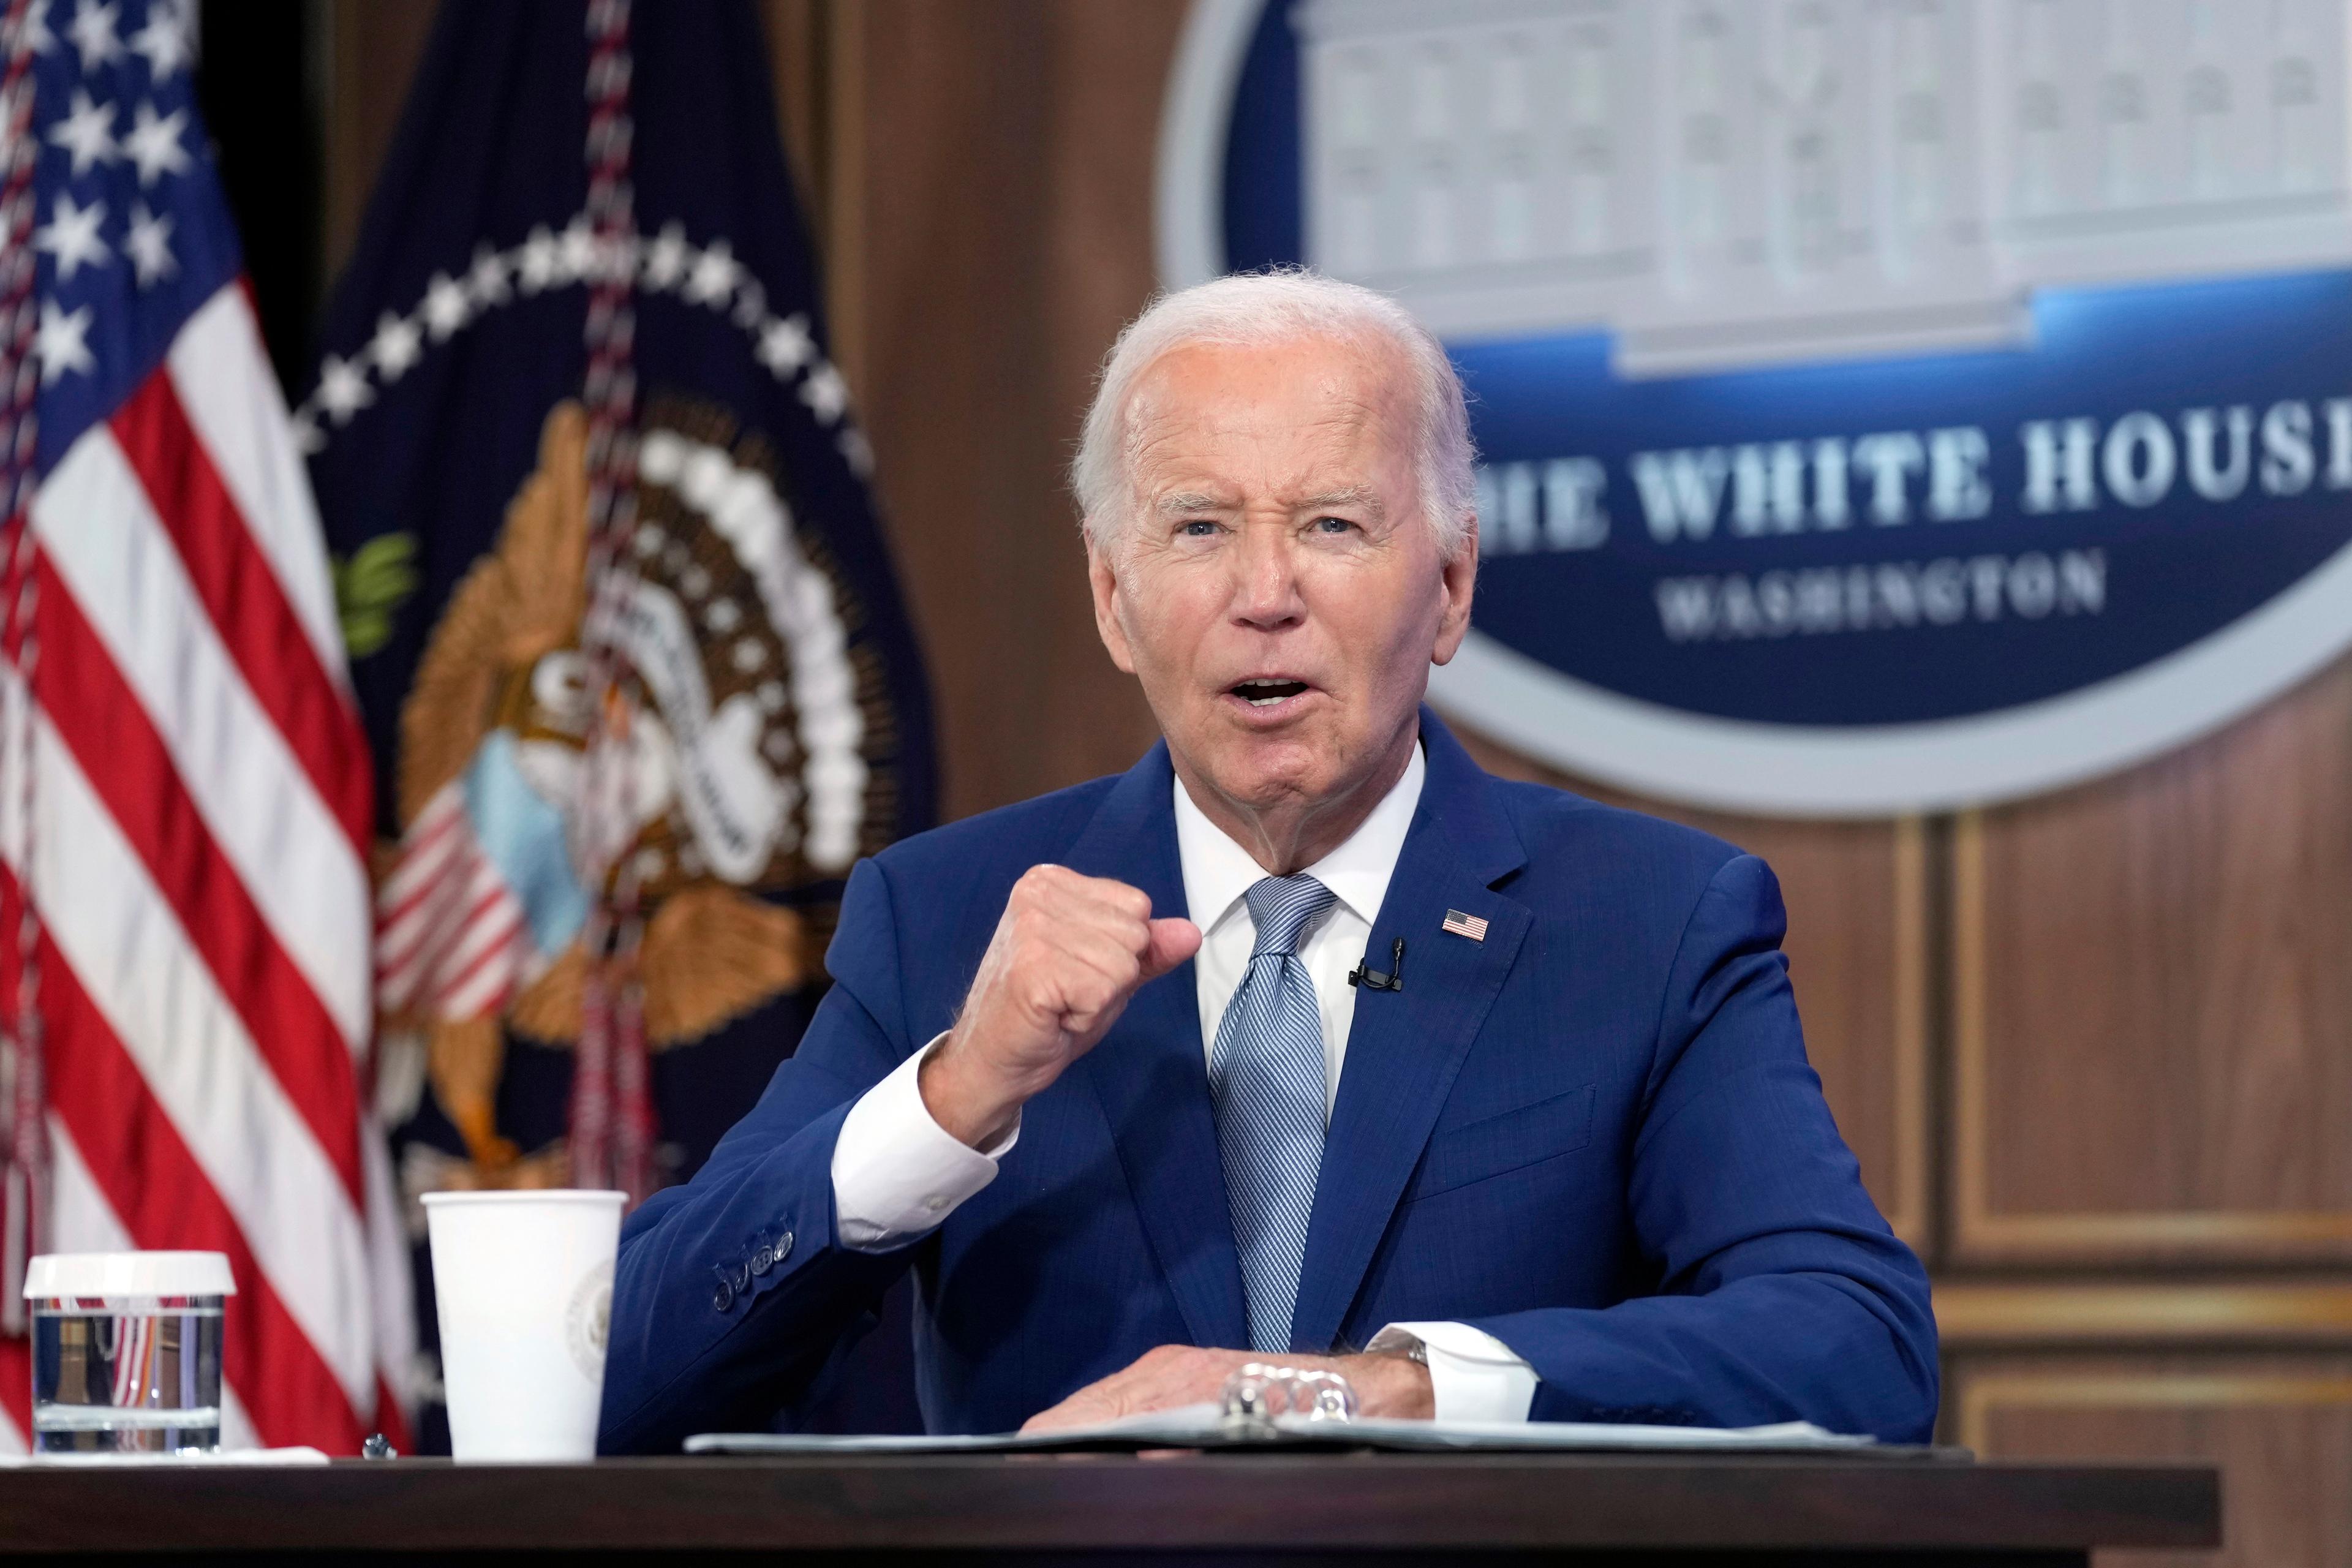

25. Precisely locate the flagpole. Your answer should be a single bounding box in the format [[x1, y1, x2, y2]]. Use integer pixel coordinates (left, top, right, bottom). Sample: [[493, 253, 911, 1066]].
[[0, 0, 44, 1336], [570, 0, 655, 1206]]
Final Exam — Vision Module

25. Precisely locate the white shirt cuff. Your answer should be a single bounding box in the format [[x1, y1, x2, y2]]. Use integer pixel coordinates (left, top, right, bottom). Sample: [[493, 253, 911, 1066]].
[[1368, 1321, 1540, 1423], [830, 1031, 1019, 1252]]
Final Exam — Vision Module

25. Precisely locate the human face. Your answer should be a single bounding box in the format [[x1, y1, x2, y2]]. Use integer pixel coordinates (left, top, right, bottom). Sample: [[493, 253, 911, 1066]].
[[1088, 334, 1476, 863]]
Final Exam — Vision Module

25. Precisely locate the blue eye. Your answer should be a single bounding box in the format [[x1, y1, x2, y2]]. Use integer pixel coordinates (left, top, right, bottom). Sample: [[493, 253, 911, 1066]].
[[1180, 520, 1219, 537], [1313, 516, 1355, 533]]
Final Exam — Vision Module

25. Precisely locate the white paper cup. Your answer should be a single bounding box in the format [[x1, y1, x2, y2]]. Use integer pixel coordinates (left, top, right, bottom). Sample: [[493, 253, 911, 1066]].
[[423, 1189, 624, 1461]]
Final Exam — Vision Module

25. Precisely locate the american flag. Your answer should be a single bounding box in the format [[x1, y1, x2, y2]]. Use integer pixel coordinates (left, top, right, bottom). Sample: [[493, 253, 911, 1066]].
[[1441, 908, 1490, 942], [0, 0, 410, 1452]]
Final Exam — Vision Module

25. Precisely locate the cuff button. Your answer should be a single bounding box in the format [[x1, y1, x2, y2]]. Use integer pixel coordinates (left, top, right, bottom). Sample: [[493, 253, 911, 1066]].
[[713, 1280, 736, 1313], [775, 1230, 793, 1261], [751, 1245, 775, 1275]]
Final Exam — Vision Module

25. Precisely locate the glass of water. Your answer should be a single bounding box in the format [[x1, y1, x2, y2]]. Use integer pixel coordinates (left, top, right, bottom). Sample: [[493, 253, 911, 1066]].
[[23, 1252, 233, 1454]]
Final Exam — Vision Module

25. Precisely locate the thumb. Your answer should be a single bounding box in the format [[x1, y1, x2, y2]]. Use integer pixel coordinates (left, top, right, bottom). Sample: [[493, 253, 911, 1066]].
[[1140, 917, 1202, 981]]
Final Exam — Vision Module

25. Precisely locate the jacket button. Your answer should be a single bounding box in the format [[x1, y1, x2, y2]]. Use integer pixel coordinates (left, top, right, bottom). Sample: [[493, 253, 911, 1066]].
[[775, 1230, 793, 1262], [733, 1263, 752, 1293], [713, 1280, 736, 1313], [751, 1245, 775, 1275]]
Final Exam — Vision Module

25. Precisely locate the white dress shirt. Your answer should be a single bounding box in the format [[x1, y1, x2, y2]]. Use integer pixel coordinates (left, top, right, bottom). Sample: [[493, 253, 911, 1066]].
[[828, 744, 1539, 1422]]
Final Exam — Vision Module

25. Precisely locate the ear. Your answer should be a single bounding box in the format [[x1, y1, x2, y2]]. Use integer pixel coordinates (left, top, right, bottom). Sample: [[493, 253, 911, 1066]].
[[1430, 514, 1478, 666], [1088, 538, 1139, 674]]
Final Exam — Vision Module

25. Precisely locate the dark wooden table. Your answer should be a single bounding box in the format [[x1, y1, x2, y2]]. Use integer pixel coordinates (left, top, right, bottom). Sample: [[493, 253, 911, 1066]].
[[0, 1452, 2218, 1565]]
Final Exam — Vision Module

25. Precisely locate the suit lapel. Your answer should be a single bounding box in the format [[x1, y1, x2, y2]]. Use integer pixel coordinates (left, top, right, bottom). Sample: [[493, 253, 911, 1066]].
[[1064, 744, 1250, 1351], [1287, 711, 1531, 1352]]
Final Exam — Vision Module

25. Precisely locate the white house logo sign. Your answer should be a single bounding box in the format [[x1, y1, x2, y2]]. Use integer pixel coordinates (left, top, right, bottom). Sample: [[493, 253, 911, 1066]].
[[1161, 0, 2352, 814]]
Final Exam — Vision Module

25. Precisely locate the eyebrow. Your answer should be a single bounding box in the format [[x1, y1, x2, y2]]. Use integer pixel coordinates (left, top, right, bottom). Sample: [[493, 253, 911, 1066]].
[[1298, 485, 1384, 519], [1149, 484, 1387, 520]]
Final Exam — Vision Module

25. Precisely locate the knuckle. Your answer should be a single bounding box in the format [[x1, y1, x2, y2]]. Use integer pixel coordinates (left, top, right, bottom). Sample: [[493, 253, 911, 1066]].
[[1012, 864, 1063, 903]]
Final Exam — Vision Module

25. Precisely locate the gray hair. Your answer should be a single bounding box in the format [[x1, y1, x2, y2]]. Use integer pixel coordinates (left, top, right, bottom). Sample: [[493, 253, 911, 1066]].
[[1071, 270, 1477, 559]]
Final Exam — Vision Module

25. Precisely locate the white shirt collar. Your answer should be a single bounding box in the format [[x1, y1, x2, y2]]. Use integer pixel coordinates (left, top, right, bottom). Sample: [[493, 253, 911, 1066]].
[[1172, 742, 1427, 938]]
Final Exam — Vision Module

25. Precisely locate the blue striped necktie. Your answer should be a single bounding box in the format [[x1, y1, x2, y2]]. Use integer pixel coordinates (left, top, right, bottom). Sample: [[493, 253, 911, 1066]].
[[1210, 873, 1338, 1353]]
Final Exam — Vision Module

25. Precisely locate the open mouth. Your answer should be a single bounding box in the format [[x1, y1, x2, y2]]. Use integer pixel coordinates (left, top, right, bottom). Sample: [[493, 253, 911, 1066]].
[[1229, 677, 1311, 708]]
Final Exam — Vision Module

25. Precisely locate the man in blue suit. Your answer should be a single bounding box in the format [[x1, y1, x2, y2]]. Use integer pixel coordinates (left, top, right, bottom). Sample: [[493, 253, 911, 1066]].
[[600, 272, 1937, 1450]]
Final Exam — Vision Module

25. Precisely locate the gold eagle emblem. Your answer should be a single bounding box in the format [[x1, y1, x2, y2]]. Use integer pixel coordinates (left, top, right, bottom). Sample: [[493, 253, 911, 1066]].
[[383, 398, 880, 1180]]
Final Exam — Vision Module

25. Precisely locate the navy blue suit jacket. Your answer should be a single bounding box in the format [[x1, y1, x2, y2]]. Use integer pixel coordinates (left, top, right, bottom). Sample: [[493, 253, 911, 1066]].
[[600, 711, 1937, 1450]]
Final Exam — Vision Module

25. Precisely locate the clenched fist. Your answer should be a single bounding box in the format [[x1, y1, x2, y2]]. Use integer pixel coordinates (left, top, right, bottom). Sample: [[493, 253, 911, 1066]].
[[919, 865, 1201, 1148]]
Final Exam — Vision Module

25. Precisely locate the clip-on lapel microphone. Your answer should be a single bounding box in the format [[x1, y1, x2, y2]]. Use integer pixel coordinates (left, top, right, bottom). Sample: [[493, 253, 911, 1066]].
[[1348, 937, 1406, 992]]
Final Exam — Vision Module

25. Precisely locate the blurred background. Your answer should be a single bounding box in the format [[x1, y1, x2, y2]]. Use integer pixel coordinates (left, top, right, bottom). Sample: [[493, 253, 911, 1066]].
[[107, 0, 2352, 1559]]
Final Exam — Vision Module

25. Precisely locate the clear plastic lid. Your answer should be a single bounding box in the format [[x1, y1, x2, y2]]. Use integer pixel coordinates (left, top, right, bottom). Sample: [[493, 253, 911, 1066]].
[[22, 1250, 236, 1299]]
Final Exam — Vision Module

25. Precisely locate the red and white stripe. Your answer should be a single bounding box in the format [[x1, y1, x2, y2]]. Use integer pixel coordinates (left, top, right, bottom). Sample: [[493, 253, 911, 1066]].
[[0, 281, 411, 1455], [375, 783, 537, 1022]]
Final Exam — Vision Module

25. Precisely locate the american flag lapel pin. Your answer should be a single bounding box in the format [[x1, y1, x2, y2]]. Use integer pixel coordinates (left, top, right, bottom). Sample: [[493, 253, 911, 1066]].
[[1441, 908, 1489, 942]]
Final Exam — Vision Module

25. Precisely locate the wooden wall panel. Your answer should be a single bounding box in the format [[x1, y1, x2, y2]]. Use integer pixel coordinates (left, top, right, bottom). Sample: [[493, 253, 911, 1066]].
[[1954, 655, 2352, 1265], [759, 0, 831, 237], [1938, 1281, 2352, 1351], [1953, 1352, 2352, 1567], [843, 0, 1185, 821], [320, 0, 442, 284], [1456, 733, 1928, 1252]]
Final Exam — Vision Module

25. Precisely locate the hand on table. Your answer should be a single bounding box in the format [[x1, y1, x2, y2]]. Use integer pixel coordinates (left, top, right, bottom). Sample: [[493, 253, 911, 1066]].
[[1019, 1344, 1434, 1433], [920, 864, 1199, 1148]]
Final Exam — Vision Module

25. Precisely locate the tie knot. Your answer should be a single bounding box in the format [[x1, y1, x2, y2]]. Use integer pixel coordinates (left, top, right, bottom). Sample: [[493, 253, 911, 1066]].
[[1243, 874, 1336, 959]]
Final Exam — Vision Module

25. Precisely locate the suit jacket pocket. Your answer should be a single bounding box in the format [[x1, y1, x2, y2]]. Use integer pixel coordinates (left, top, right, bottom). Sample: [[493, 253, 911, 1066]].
[[1404, 1084, 1597, 1204]]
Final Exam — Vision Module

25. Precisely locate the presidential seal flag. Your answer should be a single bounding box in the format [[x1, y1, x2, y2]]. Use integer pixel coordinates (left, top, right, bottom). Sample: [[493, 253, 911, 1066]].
[[300, 0, 935, 1441], [0, 0, 413, 1452]]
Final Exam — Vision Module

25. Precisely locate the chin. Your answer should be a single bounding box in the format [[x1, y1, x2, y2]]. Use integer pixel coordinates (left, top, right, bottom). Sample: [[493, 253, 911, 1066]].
[[1202, 738, 1340, 810]]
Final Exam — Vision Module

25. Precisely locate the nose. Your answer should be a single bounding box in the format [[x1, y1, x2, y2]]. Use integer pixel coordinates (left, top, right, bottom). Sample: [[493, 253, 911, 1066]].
[[1228, 522, 1305, 631]]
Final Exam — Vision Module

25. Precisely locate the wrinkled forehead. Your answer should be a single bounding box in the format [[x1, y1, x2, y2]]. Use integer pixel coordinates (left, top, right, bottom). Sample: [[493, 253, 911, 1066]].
[[1121, 335, 1418, 507]]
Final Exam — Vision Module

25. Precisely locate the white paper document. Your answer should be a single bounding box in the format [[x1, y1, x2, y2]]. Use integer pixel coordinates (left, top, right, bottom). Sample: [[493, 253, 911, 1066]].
[[0, 1446, 332, 1468], [686, 1404, 1879, 1456]]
